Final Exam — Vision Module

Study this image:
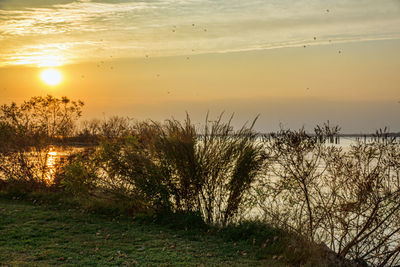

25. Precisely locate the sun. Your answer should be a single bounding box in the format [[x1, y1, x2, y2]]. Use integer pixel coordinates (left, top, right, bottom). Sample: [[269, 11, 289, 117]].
[[41, 68, 62, 86]]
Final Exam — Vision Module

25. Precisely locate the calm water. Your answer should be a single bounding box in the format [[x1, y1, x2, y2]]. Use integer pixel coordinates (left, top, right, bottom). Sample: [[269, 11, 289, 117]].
[[42, 136, 398, 183]]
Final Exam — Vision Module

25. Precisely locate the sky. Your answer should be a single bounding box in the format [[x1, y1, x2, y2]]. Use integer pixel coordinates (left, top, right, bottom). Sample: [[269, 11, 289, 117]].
[[0, 0, 400, 133]]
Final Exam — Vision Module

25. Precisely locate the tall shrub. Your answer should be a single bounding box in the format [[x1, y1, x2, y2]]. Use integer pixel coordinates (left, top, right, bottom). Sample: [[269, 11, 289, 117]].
[[196, 114, 267, 226], [0, 95, 84, 190], [82, 114, 267, 226], [255, 125, 400, 265]]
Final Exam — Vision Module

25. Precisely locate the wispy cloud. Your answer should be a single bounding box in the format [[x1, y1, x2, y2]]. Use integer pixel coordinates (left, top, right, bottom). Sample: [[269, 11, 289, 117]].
[[1, 0, 400, 66]]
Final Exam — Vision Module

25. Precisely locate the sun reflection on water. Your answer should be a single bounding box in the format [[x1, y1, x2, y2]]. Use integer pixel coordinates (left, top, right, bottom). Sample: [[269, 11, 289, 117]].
[[45, 147, 58, 183]]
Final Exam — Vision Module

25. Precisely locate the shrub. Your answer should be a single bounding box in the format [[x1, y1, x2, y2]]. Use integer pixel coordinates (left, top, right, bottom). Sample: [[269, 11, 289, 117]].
[[88, 117, 200, 214], [196, 114, 267, 226], [62, 155, 97, 197], [77, 114, 266, 226], [255, 125, 400, 266], [0, 95, 84, 191]]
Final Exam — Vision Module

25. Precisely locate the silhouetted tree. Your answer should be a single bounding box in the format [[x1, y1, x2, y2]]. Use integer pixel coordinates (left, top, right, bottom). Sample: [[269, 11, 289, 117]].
[[0, 95, 84, 189]]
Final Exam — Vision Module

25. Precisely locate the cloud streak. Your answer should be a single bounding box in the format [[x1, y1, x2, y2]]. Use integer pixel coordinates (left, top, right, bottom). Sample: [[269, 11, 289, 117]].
[[1, 0, 400, 66]]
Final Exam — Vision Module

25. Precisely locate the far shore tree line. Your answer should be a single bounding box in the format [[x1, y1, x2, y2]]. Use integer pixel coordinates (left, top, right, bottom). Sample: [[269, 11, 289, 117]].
[[1, 95, 400, 266]]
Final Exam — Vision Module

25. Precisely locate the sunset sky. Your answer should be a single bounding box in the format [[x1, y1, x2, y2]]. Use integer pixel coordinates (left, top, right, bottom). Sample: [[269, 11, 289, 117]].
[[1, 0, 399, 132]]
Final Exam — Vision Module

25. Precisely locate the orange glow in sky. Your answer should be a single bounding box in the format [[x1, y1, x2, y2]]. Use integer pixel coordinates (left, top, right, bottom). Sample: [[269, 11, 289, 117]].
[[0, 0, 399, 132]]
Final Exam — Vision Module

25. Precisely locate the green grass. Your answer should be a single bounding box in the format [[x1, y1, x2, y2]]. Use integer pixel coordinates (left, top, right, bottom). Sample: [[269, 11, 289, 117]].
[[0, 196, 288, 266]]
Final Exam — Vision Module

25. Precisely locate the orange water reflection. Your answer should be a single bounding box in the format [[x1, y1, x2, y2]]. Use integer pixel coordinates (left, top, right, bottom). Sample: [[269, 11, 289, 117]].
[[45, 147, 58, 183]]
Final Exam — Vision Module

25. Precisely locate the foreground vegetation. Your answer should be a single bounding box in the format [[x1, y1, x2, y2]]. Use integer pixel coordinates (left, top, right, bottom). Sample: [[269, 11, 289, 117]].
[[1, 95, 400, 266], [0, 193, 333, 266]]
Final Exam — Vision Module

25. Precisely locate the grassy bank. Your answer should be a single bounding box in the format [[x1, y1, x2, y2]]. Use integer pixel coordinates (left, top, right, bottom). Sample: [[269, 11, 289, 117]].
[[0, 195, 297, 266]]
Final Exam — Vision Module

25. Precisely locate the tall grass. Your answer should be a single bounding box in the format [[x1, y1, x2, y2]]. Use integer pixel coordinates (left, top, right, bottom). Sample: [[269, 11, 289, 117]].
[[195, 114, 267, 226]]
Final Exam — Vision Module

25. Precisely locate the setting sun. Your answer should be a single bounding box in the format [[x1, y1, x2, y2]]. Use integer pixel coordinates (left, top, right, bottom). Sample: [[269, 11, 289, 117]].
[[41, 68, 62, 86]]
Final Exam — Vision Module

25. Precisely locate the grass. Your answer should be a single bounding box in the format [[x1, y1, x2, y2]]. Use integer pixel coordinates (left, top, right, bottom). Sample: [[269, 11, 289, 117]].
[[0, 195, 290, 266]]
